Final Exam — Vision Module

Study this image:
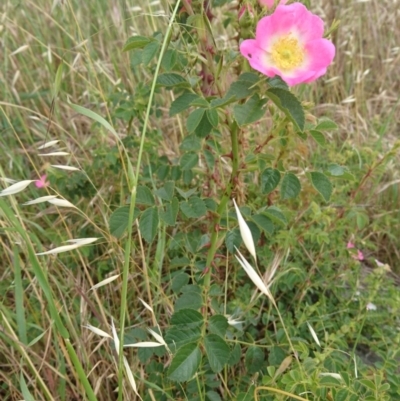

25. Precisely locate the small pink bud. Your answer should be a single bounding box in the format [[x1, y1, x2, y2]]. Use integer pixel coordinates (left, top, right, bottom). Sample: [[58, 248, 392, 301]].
[[35, 174, 49, 189]]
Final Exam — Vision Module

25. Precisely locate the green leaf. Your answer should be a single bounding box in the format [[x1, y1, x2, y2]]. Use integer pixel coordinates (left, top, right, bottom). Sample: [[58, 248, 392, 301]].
[[180, 152, 198, 170], [180, 197, 207, 218], [206, 391, 222, 401], [268, 346, 286, 366], [245, 346, 264, 374], [204, 149, 215, 170], [264, 206, 287, 226], [261, 168, 281, 194], [139, 207, 159, 243], [310, 130, 326, 146], [187, 108, 205, 133], [109, 206, 139, 238], [326, 163, 345, 176], [228, 344, 242, 368], [268, 76, 289, 90], [171, 309, 204, 327], [204, 334, 231, 373], [171, 272, 190, 293], [190, 97, 209, 108], [225, 228, 242, 253], [165, 326, 202, 352], [170, 93, 199, 116], [315, 118, 338, 131], [226, 73, 259, 100], [208, 315, 229, 338], [168, 342, 201, 382], [175, 291, 203, 311], [210, 95, 236, 109], [156, 72, 189, 88], [280, 173, 301, 200], [154, 181, 175, 201], [160, 197, 179, 226], [310, 172, 332, 201], [142, 41, 160, 65], [195, 112, 213, 138], [180, 134, 202, 151], [161, 48, 177, 71], [136, 185, 155, 205], [175, 187, 197, 199], [233, 94, 266, 126], [206, 108, 219, 128], [251, 214, 274, 235], [266, 87, 305, 131], [123, 35, 152, 52], [20, 372, 35, 401]]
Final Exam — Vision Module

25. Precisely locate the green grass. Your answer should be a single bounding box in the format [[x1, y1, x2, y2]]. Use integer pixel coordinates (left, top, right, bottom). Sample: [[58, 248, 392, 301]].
[[1, 0, 400, 400]]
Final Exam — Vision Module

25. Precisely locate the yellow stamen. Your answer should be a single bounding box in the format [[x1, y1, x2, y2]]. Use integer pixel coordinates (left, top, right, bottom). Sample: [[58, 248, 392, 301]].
[[271, 35, 304, 71]]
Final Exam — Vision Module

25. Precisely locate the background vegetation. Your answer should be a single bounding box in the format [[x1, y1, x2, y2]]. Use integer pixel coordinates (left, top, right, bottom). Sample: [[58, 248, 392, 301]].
[[1, 0, 400, 400]]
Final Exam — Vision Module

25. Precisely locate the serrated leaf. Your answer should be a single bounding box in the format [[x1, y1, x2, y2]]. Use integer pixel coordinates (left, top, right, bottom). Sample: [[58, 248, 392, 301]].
[[160, 197, 179, 226], [245, 346, 264, 374], [251, 214, 274, 235], [139, 207, 159, 243], [180, 197, 207, 218], [261, 168, 281, 194], [170, 93, 199, 116], [226, 73, 259, 100], [310, 172, 332, 201], [171, 309, 203, 327], [161, 48, 177, 71], [310, 130, 326, 146], [142, 41, 160, 65], [280, 173, 301, 200], [266, 87, 305, 131], [165, 326, 202, 352], [187, 108, 205, 133], [123, 35, 152, 52], [203, 149, 215, 170], [315, 118, 338, 131], [268, 76, 289, 90], [174, 292, 203, 311], [206, 108, 219, 128], [190, 98, 209, 108], [195, 112, 213, 138], [154, 181, 175, 201], [264, 206, 287, 226], [180, 134, 202, 151], [210, 95, 236, 109], [156, 72, 189, 88], [167, 342, 201, 382], [109, 206, 139, 238], [171, 272, 190, 293], [208, 315, 229, 338], [180, 152, 198, 170], [204, 334, 230, 373], [233, 94, 266, 126], [136, 186, 155, 205], [225, 228, 242, 253], [175, 187, 197, 199]]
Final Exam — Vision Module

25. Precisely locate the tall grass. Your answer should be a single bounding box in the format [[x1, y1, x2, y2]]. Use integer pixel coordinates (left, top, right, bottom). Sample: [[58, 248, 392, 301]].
[[1, 0, 399, 400]]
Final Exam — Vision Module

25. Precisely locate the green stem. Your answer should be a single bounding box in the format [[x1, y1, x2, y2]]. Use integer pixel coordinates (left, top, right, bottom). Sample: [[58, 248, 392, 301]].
[[203, 120, 240, 298], [116, 2, 182, 399]]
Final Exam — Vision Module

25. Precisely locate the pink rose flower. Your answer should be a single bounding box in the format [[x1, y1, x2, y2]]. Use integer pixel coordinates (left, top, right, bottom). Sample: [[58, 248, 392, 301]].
[[240, 2, 335, 86], [258, 0, 288, 8], [35, 174, 49, 189], [347, 241, 364, 261]]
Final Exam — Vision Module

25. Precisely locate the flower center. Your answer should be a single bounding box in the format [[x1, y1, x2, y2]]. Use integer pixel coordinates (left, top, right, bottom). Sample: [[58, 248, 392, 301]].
[[271, 35, 304, 71]]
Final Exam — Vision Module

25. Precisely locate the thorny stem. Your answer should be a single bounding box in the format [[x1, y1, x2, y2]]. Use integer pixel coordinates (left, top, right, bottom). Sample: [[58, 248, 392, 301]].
[[203, 120, 240, 306]]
